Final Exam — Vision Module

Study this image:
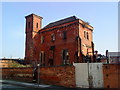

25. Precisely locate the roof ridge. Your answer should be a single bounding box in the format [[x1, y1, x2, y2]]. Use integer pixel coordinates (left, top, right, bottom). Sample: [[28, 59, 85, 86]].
[[50, 15, 78, 23], [43, 16, 78, 29]]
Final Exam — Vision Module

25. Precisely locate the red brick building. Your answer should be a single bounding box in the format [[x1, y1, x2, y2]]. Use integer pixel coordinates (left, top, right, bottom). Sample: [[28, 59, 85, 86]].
[[25, 13, 95, 66]]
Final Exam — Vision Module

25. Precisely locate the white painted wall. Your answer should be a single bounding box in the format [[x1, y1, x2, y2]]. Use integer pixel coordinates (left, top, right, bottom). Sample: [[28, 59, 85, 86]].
[[73, 63, 104, 88], [89, 63, 104, 88], [73, 63, 89, 88]]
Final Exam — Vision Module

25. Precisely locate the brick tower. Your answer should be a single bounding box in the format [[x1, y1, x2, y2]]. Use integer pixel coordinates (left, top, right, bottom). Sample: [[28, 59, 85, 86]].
[[25, 13, 42, 64]]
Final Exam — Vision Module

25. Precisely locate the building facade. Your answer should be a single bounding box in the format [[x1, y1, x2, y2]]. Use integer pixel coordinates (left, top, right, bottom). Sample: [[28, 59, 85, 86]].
[[25, 13, 95, 66], [107, 52, 120, 64]]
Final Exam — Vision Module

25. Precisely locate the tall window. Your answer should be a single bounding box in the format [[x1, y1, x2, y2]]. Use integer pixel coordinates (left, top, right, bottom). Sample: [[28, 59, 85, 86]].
[[48, 46, 55, 66], [39, 51, 45, 66], [62, 49, 69, 65], [28, 22, 30, 28], [87, 32, 89, 40], [36, 23, 38, 28], [41, 36, 44, 44], [51, 34, 55, 42], [84, 31, 89, 40], [84, 31, 86, 38], [87, 48, 89, 55], [63, 31, 67, 40]]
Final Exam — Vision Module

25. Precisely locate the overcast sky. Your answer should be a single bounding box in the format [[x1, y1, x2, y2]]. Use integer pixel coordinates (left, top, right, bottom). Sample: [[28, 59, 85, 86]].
[[2, 2, 118, 58]]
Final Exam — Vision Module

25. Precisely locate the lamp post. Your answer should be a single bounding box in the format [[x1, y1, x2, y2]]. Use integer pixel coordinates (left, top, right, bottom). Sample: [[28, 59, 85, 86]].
[[37, 63, 40, 87]]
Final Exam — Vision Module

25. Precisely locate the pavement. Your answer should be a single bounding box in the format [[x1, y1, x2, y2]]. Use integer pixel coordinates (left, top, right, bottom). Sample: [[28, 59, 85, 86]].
[[0, 80, 70, 90], [2, 80, 51, 88], [0, 80, 100, 90]]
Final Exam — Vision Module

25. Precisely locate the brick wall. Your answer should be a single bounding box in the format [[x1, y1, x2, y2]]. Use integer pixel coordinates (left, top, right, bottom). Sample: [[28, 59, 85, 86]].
[[2, 66, 76, 88], [2, 67, 33, 82], [103, 64, 120, 88], [33, 20, 80, 66], [25, 14, 42, 63], [39, 65, 76, 88]]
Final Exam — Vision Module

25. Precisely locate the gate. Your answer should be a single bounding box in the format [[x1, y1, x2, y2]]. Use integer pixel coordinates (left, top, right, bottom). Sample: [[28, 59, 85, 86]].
[[73, 63, 104, 88]]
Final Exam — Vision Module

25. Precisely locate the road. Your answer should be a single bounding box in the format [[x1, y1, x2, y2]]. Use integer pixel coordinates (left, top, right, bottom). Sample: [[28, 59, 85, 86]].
[[0, 80, 70, 90], [1, 82, 42, 90]]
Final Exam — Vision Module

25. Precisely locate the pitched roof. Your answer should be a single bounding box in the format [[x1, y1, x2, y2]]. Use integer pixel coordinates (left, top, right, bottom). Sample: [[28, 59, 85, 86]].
[[43, 16, 79, 29]]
